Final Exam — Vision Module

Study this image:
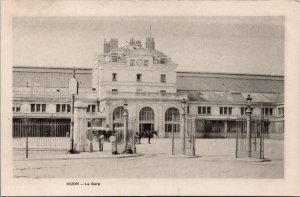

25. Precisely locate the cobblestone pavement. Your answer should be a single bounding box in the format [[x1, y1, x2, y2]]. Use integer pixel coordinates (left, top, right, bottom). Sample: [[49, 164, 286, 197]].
[[13, 139, 283, 178]]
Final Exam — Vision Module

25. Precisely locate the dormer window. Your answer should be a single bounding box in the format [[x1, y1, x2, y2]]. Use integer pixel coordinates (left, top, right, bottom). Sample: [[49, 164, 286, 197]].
[[111, 55, 118, 62], [130, 59, 135, 66], [160, 58, 167, 64], [144, 59, 149, 66]]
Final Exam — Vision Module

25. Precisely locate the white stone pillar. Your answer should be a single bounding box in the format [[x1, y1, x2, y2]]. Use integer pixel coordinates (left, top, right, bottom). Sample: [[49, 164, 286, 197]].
[[74, 101, 89, 152]]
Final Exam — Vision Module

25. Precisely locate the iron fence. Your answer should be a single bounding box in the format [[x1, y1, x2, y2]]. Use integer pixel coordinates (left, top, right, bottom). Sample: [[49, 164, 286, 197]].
[[235, 116, 267, 159], [172, 117, 196, 156], [13, 121, 70, 149], [114, 118, 137, 154]]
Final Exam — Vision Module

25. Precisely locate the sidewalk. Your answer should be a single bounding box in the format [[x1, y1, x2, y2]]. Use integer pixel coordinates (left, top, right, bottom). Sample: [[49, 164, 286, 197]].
[[13, 149, 143, 161]]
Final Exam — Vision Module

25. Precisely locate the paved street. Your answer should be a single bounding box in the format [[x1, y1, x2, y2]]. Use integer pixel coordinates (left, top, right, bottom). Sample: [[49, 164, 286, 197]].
[[13, 139, 283, 178]]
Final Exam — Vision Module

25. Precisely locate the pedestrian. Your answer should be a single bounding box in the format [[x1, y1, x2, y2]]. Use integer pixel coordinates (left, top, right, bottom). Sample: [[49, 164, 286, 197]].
[[99, 133, 104, 152], [146, 130, 152, 144], [109, 131, 118, 155]]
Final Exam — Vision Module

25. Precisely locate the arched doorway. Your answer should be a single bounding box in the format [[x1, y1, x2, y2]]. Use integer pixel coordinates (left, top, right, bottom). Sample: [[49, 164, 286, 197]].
[[165, 107, 180, 138], [139, 107, 154, 132], [112, 106, 124, 129]]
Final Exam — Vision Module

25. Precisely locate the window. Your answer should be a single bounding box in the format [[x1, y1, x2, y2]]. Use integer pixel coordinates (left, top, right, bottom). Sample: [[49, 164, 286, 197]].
[[144, 59, 149, 66], [31, 104, 35, 112], [92, 105, 96, 113], [13, 103, 21, 112], [112, 73, 118, 81], [198, 106, 211, 115], [111, 55, 118, 62], [220, 107, 232, 115], [31, 104, 47, 113], [160, 90, 166, 95], [42, 104, 46, 112], [160, 58, 167, 64], [137, 74, 142, 82], [160, 74, 166, 83], [139, 107, 154, 121], [62, 104, 66, 112], [67, 104, 71, 112], [165, 107, 180, 135], [278, 107, 284, 115], [112, 89, 118, 95], [56, 104, 60, 112], [36, 104, 41, 112], [87, 105, 96, 113], [56, 104, 71, 113], [130, 59, 135, 66], [262, 108, 273, 116]]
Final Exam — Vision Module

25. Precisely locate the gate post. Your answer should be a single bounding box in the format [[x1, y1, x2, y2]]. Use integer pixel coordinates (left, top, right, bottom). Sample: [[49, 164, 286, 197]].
[[73, 101, 89, 152], [123, 107, 128, 152], [192, 117, 196, 156], [246, 111, 252, 157], [171, 116, 174, 155]]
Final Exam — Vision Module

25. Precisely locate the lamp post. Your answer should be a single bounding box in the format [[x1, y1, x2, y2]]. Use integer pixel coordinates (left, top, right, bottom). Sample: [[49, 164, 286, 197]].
[[123, 100, 128, 152], [68, 67, 78, 153], [245, 94, 253, 157], [181, 98, 187, 154]]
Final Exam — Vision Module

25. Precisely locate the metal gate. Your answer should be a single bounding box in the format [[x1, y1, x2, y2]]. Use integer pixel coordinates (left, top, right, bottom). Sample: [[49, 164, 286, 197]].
[[114, 118, 137, 154], [172, 117, 196, 156], [235, 116, 267, 159], [13, 121, 70, 149]]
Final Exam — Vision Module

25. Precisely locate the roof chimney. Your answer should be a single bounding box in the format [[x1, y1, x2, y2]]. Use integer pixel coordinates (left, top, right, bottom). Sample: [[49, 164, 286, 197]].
[[103, 39, 110, 53]]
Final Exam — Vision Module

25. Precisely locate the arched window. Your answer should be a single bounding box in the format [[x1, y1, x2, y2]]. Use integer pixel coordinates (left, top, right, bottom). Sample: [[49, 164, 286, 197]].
[[113, 106, 124, 128], [165, 107, 180, 137], [165, 107, 180, 121], [139, 107, 154, 122]]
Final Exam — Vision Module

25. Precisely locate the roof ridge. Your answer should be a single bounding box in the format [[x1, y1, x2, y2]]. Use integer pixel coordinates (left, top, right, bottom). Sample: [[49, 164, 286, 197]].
[[177, 70, 284, 78]]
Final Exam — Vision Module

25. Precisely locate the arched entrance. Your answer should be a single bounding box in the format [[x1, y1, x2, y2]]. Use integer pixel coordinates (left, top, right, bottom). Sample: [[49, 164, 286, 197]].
[[165, 107, 180, 138], [112, 106, 124, 129], [139, 107, 154, 132]]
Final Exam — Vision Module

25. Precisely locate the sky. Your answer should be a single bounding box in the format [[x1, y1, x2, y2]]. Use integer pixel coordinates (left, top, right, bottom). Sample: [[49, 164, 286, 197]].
[[13, 16, 284, 75]]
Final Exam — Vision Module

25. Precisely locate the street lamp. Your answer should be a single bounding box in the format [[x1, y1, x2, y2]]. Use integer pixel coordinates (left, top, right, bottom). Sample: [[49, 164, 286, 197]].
[[123, 100, 128, 111], [181, 98, 187, 113], [123, 100, 128, 152], [246, 94, 252, 108], [181, 98, 187, 154], [245, 94, 252, 157]]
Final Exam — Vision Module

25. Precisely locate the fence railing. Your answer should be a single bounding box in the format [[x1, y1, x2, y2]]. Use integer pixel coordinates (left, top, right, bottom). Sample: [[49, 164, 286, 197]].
[[13, 121, 70, 149]]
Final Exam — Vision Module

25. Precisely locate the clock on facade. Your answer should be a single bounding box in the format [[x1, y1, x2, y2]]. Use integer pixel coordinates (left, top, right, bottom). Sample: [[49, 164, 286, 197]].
[[136, 59, 143, 66]]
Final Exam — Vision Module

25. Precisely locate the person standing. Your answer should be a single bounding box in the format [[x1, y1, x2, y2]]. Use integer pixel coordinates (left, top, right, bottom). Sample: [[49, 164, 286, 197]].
[[99, 133, 104, 151], [109, 130, 118, 155]]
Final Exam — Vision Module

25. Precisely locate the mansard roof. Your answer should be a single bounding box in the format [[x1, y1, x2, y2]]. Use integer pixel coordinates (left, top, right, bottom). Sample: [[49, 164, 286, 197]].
[[177, 71, 284, 94], [13, 66, 92, 88], [105, 44, 169, 61], [125, 48, 153, 56]]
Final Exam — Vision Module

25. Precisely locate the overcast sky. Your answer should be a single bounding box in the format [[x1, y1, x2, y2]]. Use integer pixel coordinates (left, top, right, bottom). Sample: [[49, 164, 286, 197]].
[[13, 16, 284, 75]]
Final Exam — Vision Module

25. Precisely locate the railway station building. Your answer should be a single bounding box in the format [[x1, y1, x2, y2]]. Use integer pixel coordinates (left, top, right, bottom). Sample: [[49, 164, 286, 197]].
[[12, 37, 284, 138]]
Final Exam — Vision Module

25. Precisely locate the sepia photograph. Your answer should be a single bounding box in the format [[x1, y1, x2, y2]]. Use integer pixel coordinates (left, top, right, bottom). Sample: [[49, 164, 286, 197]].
[[1, 0, 300, 196]]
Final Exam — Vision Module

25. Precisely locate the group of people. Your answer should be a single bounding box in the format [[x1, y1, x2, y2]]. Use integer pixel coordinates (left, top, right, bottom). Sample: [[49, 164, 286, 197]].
[[90, 127, 157, 154]]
